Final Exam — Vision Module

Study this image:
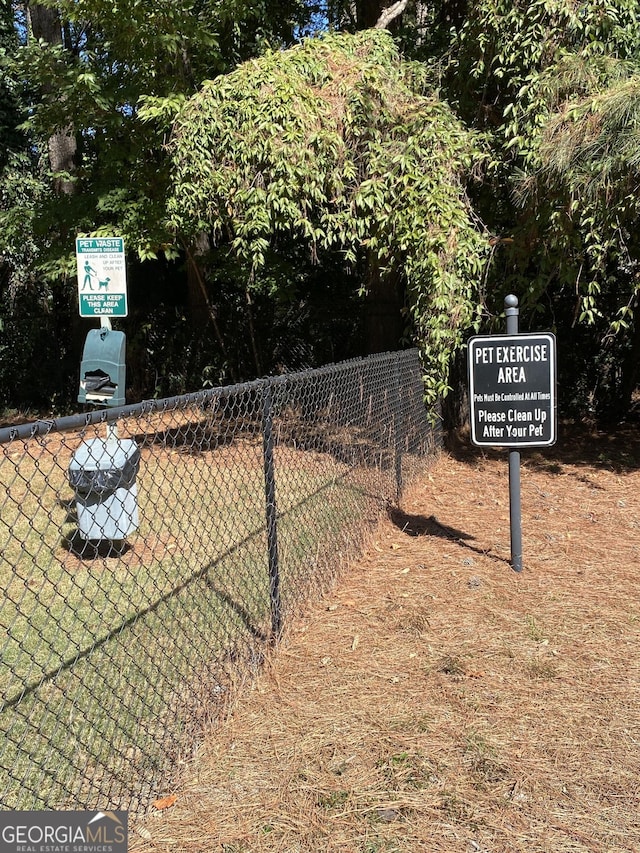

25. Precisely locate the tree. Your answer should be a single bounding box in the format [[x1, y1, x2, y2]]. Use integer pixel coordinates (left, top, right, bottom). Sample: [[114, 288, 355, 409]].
[[0, 1, 62, 412], [0, 0, 323, 407], [0, 0, 23, 171], [168, 29, 489, 404], [525, 61, 640, 416], [4, 0, 640, 418], [25, 2, 77, 195], [439, 0, 640, 418]]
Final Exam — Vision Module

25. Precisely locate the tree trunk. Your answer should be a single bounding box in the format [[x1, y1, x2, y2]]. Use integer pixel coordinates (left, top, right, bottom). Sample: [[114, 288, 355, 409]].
[[364, 258, 404, 353], [619, 317, 640, 417], [185, 232, 212, 327], [356, 0, 384, 28], [181, 236, 239, 382], [46, 129, 77, 194], [27, 3, 76, 194], [356, 0, 408, 29], [374, 0, 409, 29]]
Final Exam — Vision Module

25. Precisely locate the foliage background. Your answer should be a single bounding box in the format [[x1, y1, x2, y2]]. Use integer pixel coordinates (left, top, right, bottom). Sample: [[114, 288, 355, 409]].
[[1, 0, 639, 420]]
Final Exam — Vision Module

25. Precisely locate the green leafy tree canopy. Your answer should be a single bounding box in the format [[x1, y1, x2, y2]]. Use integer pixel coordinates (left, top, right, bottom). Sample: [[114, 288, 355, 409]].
[[168, 29, 490, 403], [441, 0, 640, 416]]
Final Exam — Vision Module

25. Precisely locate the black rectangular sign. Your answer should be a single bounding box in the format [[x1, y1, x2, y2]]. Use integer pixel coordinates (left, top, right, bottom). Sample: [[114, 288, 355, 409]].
[[468, 333, 557, 447]]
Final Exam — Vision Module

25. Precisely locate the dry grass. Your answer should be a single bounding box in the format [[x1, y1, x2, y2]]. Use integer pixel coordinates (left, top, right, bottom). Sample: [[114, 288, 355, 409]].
[[131, 425, 640, 853]]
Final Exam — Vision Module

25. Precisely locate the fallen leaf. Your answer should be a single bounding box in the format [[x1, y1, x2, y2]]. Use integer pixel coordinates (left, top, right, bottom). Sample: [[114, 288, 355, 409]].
[[153, 794, 177, 810]]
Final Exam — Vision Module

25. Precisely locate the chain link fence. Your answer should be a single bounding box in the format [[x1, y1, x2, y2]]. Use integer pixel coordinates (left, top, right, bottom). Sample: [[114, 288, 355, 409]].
[[0, 350, 439, 813]]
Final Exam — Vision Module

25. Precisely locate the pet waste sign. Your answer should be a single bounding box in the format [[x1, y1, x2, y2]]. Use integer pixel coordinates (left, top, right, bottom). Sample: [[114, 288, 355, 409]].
[[76, 237, 128, 318], [469, 333, 557, 447]]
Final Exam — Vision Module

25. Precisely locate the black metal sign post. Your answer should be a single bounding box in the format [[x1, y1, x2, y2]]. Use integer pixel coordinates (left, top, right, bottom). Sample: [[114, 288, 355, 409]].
[[468, 295, 557, 572], [505, 296, 523, 572]]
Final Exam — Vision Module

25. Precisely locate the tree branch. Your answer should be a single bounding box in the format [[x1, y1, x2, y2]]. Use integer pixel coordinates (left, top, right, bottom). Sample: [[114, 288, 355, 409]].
[[375, 0, 409, 29]]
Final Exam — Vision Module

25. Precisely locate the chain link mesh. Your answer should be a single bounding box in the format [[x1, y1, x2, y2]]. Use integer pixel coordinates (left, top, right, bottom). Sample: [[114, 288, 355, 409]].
[[0, 350, 439, 812]]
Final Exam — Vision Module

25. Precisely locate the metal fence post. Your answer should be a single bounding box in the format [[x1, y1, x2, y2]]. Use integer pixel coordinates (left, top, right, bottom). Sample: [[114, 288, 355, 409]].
[[0, 350, 437, 811], [262, 380, 282, 640], [393, 353, 404, 502]]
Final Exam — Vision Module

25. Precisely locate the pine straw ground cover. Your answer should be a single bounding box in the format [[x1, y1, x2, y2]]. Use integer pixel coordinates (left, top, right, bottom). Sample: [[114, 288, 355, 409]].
[[131, 425, 640, 853]]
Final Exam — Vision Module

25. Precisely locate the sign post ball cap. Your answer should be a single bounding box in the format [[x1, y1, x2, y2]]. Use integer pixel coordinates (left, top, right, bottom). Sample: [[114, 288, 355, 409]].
[[504, 294, 519, 309]]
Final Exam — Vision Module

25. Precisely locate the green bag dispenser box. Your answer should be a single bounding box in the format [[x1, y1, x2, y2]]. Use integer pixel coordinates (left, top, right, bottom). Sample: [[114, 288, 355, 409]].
[[78, 328, 126, 407]]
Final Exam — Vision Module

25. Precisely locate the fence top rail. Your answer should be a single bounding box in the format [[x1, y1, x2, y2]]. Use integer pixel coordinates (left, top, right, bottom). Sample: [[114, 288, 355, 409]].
[[0, 350, 419, 444]]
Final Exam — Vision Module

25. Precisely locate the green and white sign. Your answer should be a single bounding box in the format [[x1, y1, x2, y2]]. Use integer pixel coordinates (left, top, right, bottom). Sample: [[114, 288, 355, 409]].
[[76, 237, 128, 317]]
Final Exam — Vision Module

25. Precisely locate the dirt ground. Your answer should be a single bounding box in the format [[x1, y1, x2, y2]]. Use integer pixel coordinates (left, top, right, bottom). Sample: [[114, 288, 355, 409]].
[[131, 424, 640, 853]]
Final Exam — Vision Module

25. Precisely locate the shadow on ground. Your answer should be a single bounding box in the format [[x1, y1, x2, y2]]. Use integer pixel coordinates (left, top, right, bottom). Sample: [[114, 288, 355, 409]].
[[446, 413, 640, 475]]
